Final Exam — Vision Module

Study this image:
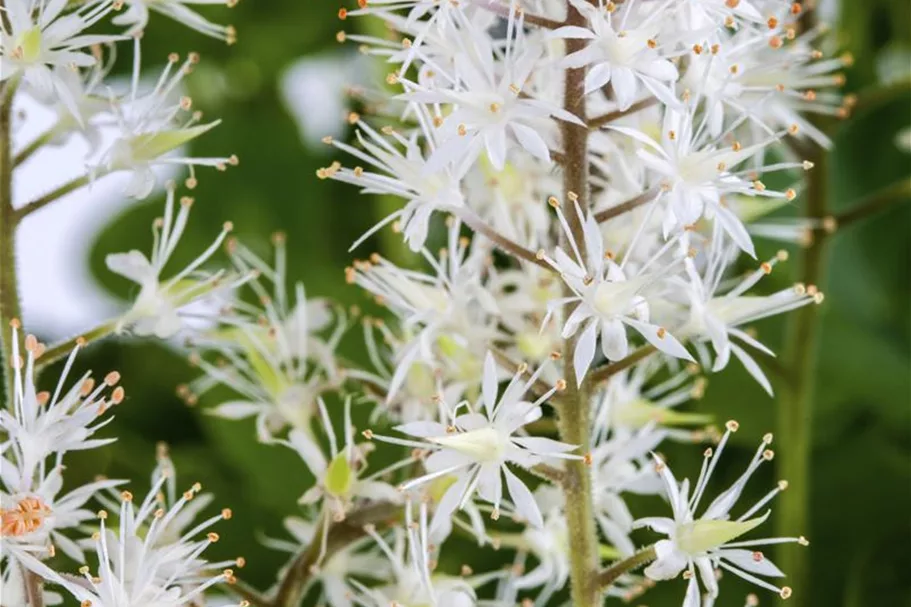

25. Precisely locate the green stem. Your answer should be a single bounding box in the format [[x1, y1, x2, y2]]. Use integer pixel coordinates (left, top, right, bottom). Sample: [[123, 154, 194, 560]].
[[557, 4, 600, 606], [34, 319, 120, 375], [14, 174, 92, 220], [0, 76, 21, 408], [13, 126, 56, 168], [834, 178, 911, 228], [596, 545, 657, 589], [587, 345, 656, 385], [529, 463, 565, 485], [777, 151, 829, 604]]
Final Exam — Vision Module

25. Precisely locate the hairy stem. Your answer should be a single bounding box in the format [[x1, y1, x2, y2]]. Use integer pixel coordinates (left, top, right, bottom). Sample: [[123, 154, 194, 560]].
[[593, 189, 659, 224], [556, 4, 600, 606], [0, 75, 21, 407], [470, 0, 565, 29], [777, 151, 829, 603], [15, 174, 91, 220], [530, 463, 566, 484], [457, 208, 553, 271], [13, 126, 56, 168], [34, 319, 120, 374], [596, 545, 657, 589], [587, 98, 657, 130], [588, 345, 656, 385]]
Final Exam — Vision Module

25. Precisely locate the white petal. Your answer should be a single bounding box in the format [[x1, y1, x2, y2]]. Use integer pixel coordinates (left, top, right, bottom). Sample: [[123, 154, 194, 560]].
[[730, 343, 773, 396], [573, 320, 598, 385], [430, 474, 470, 535], [105, 251, 154, 284], [550, 25, 597, 40], [512, 436, 578, 457], [503, 465, 543, 528], [511, 123, 551, 162], [718, 548, 786, 577], [644, 539, 688, 580], [601, 318, 629, 361], [624, 318, 694, 362], [611, 67, 637, 110], [207, 400, 263, 420], [396, 421, 448, 438], [584, 63, 612, 94], [482, 351, 499, 417], [683, 574, 701, 607], [484, 127, 508, 171], [288, 429, 328, 475], [716, 205, 756, 258]]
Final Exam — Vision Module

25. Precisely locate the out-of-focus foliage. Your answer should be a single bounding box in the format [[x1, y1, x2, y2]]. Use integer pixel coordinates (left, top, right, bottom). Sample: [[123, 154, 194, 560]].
[[29, 0, 908, 604]]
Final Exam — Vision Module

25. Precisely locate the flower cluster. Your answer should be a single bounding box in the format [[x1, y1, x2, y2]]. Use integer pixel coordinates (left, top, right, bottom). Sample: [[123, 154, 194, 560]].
[[1, 0, 861, 605], [0, 326, 240, 606]]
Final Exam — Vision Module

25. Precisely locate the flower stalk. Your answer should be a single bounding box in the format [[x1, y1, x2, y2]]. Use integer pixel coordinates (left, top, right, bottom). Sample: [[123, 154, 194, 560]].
[[556, 3, 600, 605], [14, 174, 93, 220], [268, 502, 401, 607], [0, 73, 20, 407], [777, 148, 829, 605], [34, 319, 120, 374], [596, 545, 657, 589]]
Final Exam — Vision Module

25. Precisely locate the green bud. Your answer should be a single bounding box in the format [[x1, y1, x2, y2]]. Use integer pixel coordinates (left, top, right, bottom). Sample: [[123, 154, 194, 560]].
[[677, 515, 766, 555], [324, 452, 354, 498]]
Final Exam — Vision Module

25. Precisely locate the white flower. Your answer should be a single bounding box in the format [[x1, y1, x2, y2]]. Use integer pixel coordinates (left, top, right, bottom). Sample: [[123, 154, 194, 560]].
[[0, 0, 124, 119], [635, 422, 807, 604], [463, 153, 559, 250], [553, 1, 679, 108], [398, 12, 583, 174], [542, 203, 694, 383], [510, 495, 570, 604], [682, 26, 852, 148], [106, 185, 241, 338], [320, 111, 465, 252], [113, 0, 237, 43], [98, 39, 236, 198], [22, 56, 112, 149], [354, 320, 468, 423], [20, 475, 241, 607], [591, 360, 710, 445], [2, 467, 124, 563], [1, 326, 124, 489], [369, 352, 578, 531], [346, 222, 499, 403], [92, 445, 221, 554], [677, 247, 821, 394], [610, 107, 806, 256], [190, 236, 343, 440]]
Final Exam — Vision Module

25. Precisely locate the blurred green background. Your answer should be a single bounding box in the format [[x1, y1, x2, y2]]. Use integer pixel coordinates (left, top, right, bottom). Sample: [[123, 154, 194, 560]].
[[28, 0, 910, 605]]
